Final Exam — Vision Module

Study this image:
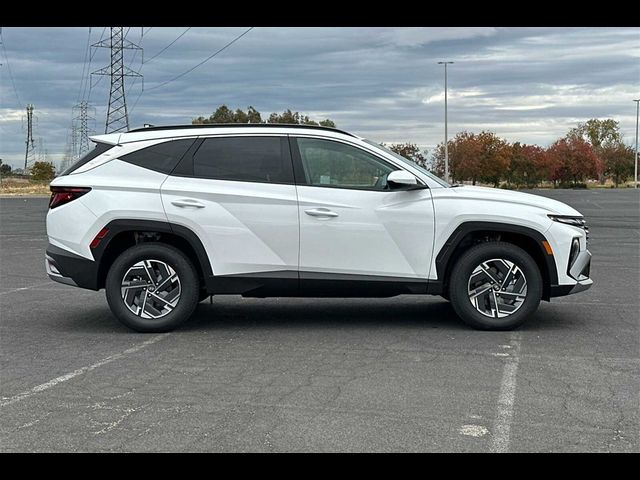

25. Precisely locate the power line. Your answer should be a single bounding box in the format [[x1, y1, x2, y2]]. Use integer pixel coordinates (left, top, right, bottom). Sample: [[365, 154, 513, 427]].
[[144, 27, 191, 64], [145, 27, 254, 92], [0, 30, 23, 106], [77, 27, 92, 102]]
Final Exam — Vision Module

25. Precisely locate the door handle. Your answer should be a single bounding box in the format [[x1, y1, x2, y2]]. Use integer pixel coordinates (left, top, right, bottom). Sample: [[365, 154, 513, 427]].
[[305, 208, 339, 218], [171, 199, 205, 208]]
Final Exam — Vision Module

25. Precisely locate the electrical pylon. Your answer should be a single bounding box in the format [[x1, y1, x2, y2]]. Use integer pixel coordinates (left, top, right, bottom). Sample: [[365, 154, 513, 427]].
[[23, 104, 36, 171], [73, 101, 95, 157], [91, 27, 142, 133]]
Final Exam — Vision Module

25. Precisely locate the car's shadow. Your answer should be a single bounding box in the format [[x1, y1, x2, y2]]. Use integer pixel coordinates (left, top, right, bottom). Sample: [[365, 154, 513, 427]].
[[52, 296, 574, 334]]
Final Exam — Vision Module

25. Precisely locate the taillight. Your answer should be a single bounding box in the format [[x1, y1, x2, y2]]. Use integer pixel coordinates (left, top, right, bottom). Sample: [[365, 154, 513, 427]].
[[49, 187, 91, 209]]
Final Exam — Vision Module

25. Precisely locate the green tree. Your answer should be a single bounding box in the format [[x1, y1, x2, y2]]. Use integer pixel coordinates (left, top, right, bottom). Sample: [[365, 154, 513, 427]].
[[601, 143, 635, 187], [569, 119, 622, 184], [385, 143, 428, 168], [194, 106, 334, 127], [0, 160, 11, 176], [30, 161, 55, 181]]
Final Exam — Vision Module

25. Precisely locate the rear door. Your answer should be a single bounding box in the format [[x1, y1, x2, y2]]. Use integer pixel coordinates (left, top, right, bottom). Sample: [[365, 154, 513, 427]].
[[161, 135, 299, 278]]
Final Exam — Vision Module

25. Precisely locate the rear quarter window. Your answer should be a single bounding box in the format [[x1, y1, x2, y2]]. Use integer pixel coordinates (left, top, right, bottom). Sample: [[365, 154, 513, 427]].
[[120, 139, 197, 174], [61, 142, 113, 176]]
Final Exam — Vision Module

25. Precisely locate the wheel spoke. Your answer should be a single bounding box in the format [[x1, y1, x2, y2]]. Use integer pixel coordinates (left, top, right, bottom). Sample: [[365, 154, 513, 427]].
[[468, 258, 528, 319], [121, 259, 181, 320]]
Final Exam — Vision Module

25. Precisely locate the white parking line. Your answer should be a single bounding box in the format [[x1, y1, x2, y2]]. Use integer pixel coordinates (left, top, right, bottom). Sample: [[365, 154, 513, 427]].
[[0, 282, 54, 296], [489, 331, 523, 453], [0, 334, 168, 408]]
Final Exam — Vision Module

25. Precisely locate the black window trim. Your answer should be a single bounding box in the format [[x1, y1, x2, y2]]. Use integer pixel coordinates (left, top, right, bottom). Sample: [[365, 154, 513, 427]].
[[172, 134, 297, 186], [288, 135, 427, 192]]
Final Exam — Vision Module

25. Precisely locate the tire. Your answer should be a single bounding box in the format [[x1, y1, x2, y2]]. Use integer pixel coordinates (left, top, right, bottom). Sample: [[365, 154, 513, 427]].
[[198, 290, 210, 303], [448, 241, 542, 330], [105, 242, 200, 332]]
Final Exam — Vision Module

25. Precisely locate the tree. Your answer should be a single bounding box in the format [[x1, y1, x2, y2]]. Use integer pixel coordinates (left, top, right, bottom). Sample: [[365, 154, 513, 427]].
[[385, 143, 428, 168], [601, 143, 635, 187], [0, 160, 11, 176], [432, 131, 483, 184], [570, 119, 623, 184], [507, 143, 548, 188], [30, 161, 55, 181], [546, 136, 600, 187], [476, 131, 511, 188], [193, 105, 263, 124], [193, 105, 335, 127]]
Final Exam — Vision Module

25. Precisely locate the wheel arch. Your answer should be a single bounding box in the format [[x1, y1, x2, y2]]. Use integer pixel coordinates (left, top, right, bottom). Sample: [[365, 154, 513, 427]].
[[435, 222, 558, 301], [93, 219, 214, 291]]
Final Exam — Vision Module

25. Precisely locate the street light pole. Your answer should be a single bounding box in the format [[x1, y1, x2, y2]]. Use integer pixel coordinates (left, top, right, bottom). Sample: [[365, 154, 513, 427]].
[[438, 61, 454, 183], [634, 99, 639, 189]]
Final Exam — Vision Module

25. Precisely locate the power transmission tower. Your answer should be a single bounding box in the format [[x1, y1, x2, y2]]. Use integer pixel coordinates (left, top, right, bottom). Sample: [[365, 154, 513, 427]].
[[23, 104, 36, 171], [91, 27, 142, 133], [73, 101, 96, 157]]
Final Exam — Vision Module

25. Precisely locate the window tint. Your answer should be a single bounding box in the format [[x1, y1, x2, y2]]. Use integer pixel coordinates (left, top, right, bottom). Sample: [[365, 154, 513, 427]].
[[296, 138, 396, 190], [61, 142, 113, 176], [120, 139, 196, 174], [193, 136, 293, 183]]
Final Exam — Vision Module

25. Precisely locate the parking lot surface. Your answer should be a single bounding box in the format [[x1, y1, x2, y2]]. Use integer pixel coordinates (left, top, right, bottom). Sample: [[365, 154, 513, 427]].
[[1, 189, 638, 452]]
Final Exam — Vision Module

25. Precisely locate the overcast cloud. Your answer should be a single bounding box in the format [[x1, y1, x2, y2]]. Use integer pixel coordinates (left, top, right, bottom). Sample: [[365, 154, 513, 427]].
[[1, 26, 638, 169]]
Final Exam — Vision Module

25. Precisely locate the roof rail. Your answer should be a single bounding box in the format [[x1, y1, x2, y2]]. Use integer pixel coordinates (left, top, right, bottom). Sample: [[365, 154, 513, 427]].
[[127, 123, 354, 137]]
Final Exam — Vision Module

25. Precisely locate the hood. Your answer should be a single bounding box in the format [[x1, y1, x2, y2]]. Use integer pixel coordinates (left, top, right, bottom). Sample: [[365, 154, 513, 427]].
[[451, 185, 582, 216]]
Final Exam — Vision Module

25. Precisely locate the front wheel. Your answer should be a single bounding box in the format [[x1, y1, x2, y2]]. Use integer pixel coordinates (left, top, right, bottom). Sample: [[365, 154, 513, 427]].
[[449, 242, 542, 330], [105, 243, 200, 332]]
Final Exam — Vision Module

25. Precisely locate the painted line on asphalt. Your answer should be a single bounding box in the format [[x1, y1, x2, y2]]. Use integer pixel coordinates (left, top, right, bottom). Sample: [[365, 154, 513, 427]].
[[0, 281, 54, 296], [0, 334, 168, 408], [489, 331, 522, 453]]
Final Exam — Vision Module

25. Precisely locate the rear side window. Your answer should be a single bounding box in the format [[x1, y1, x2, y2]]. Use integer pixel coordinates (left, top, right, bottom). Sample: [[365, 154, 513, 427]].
[[120, 139, 196, 174], [193, 136, 293, 184], [61, 142, 113, 176]]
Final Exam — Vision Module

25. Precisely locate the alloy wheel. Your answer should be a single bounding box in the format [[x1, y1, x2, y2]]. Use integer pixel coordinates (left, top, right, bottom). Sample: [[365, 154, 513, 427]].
[[467, 258, 527, 318], [120, 259, 181, 319]]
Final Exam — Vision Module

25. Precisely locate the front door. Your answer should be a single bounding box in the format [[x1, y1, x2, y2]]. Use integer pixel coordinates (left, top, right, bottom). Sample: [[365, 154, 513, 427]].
[[291, 136, 435, 291]]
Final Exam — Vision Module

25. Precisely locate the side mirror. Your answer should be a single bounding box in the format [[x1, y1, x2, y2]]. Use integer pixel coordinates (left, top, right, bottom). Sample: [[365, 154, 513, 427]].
[[387, 170, 424, 190]]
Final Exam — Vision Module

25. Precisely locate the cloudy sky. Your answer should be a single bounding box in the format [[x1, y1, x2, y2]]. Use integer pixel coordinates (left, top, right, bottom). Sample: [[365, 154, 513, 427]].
[[1, 26, 638, 169]]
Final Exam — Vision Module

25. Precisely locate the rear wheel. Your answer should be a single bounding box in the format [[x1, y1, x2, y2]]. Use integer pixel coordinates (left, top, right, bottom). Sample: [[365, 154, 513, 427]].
[[449, 241, 542, 330], [105, 243, 199, 332]]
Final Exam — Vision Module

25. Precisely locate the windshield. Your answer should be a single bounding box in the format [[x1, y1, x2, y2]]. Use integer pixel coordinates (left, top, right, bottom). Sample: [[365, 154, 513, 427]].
[[363, 139, 450, 187]]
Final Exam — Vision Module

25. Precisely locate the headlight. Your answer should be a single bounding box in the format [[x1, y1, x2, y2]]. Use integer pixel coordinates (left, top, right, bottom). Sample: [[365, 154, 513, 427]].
[[568, 237, 580, 269], [548, 215, 586, 227]]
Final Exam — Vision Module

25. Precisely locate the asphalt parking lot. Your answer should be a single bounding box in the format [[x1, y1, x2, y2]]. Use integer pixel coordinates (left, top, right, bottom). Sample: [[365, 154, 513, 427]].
[[1, 189, 638, 452]]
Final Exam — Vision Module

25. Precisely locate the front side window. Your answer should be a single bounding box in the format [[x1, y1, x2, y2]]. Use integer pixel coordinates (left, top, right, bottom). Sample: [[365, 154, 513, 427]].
[[295, 137, 396, 190], [193, 136, 293, 184]]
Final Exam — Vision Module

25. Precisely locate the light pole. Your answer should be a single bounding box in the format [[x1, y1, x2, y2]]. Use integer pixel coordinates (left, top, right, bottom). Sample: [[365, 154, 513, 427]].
[[634, 99, 639, 189], [438, 61, 454, 183]]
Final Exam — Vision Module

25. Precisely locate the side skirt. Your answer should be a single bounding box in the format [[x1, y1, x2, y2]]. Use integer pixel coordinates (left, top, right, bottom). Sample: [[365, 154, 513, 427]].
[[206, 271, 435, 298]]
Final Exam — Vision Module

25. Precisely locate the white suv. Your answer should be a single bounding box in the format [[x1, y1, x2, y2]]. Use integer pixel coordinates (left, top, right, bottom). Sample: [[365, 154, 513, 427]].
[[46, 124, 592, 332]]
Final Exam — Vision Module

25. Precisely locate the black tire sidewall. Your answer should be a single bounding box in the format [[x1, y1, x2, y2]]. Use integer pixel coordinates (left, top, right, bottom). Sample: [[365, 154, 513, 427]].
[[449, 242, 542, 330], [105, 243, 199, 332]]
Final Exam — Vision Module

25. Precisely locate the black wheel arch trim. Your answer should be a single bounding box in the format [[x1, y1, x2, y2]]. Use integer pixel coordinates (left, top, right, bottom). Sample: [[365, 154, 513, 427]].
[[434, 221, 558, 301], [92, 219, 214, 291]]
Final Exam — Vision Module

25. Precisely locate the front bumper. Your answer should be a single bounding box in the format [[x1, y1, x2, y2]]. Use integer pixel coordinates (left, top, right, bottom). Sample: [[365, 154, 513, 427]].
[[549, 249, 593, 298], [45, 243, 100, 290]]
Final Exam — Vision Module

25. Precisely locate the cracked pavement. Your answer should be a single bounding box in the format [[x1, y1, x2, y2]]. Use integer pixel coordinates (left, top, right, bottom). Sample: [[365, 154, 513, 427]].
[[0, 189, 638, 452]]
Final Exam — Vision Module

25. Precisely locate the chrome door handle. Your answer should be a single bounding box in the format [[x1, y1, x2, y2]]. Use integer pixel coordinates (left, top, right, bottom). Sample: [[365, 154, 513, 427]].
[[171, 199, 205, 208], [305, 208, 339, 218]]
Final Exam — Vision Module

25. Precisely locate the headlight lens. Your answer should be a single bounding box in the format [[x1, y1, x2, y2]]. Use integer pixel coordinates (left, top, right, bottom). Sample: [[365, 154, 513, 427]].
[[548, 215, 586, 227], [568, 237, 580, 269]]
